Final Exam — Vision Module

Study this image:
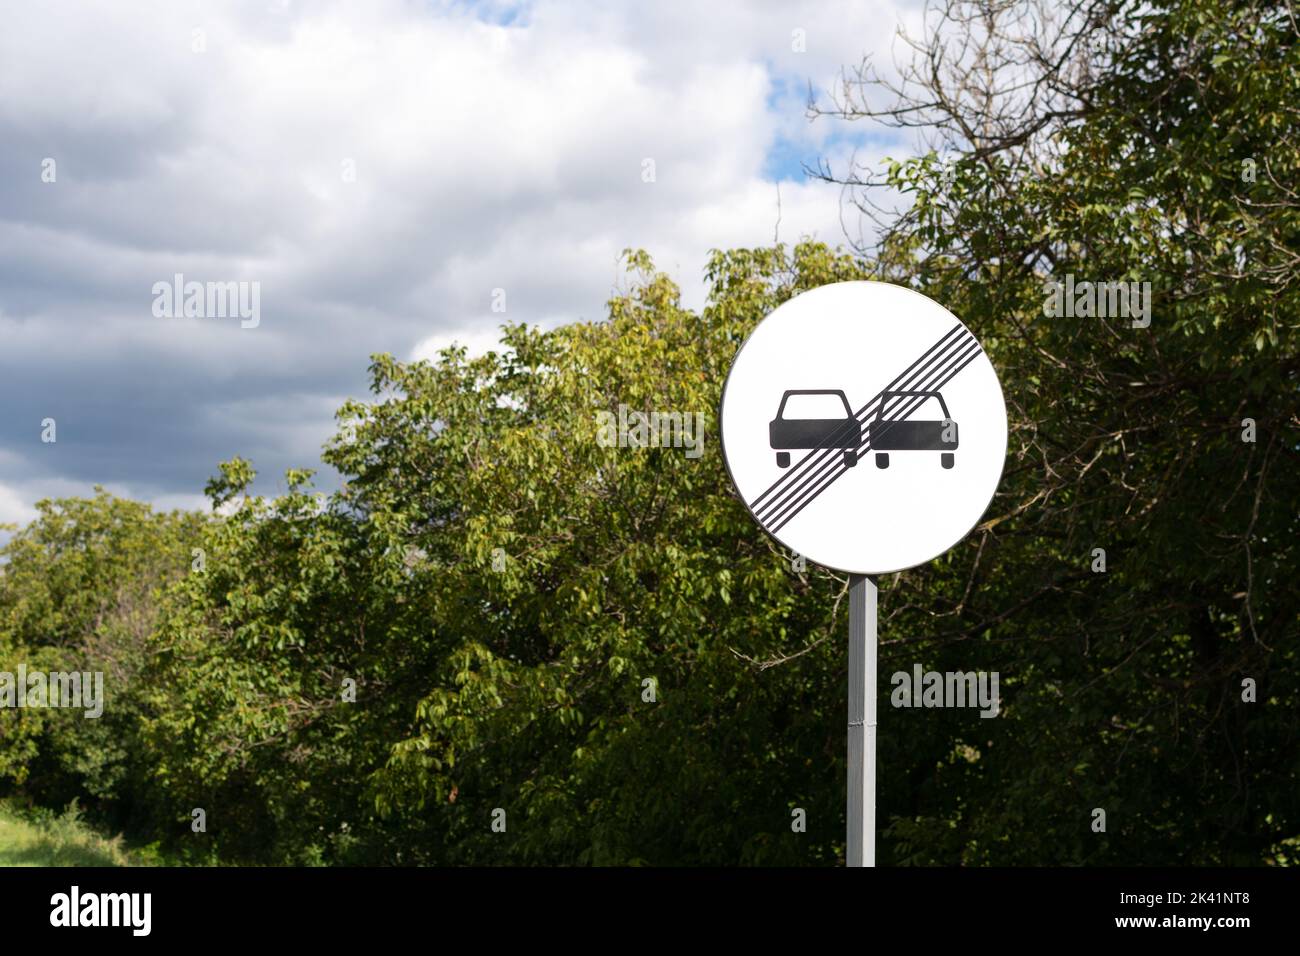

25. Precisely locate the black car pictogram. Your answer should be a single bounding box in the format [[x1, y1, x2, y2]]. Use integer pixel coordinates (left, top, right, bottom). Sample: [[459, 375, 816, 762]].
[[867, 390, 958, 469], [769, 389, 862, 468]]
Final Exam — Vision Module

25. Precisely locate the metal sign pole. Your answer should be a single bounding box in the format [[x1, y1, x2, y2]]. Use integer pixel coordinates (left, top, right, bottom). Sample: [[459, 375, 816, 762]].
[[847, 573, 877, 867]]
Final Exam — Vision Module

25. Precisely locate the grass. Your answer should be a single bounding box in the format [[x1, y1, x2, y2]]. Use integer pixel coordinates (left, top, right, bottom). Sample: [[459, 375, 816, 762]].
[[0, 800, 145, 867]]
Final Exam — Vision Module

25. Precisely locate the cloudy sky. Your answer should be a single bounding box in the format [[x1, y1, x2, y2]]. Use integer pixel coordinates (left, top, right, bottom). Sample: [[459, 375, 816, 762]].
[[0, 0, 926, 524]]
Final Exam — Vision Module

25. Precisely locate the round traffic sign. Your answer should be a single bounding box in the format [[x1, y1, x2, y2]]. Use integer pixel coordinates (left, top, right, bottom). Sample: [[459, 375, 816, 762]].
[[720, 281, 1007, 574]]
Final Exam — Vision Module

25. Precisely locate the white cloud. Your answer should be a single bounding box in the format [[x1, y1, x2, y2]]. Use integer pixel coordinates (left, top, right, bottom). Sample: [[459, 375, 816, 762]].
[[0, 0, 925, 522], [0, 482, 37, 528], [411, 326, 511, 363]]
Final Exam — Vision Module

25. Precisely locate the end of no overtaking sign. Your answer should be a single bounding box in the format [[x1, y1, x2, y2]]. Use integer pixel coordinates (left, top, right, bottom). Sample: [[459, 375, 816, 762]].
[[720, 280, 1007, 575], [718, 280, 1008, 868]]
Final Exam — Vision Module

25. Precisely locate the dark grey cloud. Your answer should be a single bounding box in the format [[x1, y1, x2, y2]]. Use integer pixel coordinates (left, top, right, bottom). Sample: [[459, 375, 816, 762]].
[[0, 0, 914, 524]]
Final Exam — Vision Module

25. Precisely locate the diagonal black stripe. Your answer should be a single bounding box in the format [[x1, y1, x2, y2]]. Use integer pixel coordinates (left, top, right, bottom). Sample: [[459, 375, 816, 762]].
[[761, 340, 980, 530], [749, 326, 964, 514], [754, 332, 975, 526], [763, 340, 981, 531], [748, 324, 965, 512], [854, 343, 981, 457], [754, 336, 976, 527], [750, 326, 968, 518], [768, 344, 982, 533], [768, 346, 981, 533]]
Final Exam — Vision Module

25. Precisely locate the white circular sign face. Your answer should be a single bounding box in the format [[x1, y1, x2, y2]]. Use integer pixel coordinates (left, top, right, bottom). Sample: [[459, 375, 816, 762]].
[[720, 281, 1007, 575]]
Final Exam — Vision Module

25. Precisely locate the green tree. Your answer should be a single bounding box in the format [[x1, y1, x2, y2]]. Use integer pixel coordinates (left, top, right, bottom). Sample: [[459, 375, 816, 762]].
[[813, 0, 1299, 863], [0, 490, 205, 826]]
